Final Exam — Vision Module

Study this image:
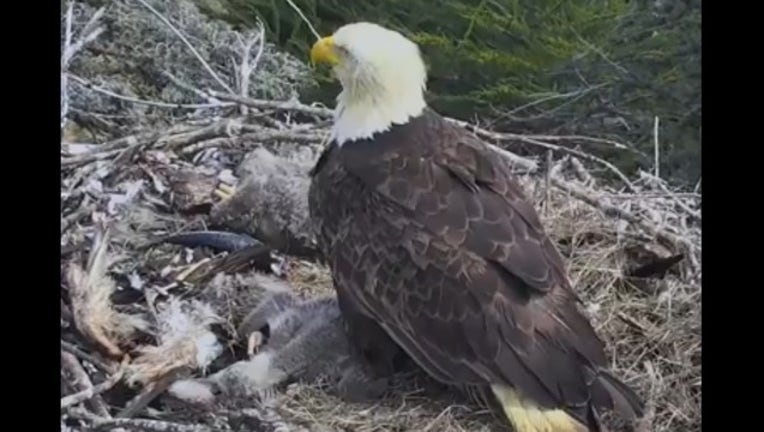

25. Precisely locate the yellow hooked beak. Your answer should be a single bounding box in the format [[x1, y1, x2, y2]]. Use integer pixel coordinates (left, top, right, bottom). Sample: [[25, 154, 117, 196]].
[[310, 36, 339, 66]]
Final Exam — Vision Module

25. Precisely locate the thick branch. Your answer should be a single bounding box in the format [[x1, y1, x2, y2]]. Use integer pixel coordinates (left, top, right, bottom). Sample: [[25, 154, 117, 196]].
[[69, 74, 232, 110], [207, 91, 333, 117]]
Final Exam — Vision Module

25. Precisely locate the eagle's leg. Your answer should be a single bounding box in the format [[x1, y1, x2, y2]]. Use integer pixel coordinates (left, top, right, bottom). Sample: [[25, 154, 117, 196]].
[[213, 182, 236, 201], [350, 315, 403, 378], [336, 361, 390, 402], [336, 291, 407, 380]]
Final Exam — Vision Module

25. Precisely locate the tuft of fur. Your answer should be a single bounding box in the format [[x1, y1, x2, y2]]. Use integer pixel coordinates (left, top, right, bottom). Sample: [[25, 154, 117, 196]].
[[167, 378, 217, 405], [126, 298, 223, 386], [66, 228, 148, 358]]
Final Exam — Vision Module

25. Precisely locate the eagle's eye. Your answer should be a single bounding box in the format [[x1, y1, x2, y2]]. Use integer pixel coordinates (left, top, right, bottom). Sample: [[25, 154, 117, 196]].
[[335, 44, 351, 58]]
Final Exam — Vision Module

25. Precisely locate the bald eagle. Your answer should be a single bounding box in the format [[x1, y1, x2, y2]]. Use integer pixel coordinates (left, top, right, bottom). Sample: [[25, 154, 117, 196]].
[[307, 22, 644, 432]]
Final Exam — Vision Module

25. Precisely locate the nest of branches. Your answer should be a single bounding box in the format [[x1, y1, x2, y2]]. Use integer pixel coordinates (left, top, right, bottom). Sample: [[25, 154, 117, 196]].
[[60, 1, 700, 431]]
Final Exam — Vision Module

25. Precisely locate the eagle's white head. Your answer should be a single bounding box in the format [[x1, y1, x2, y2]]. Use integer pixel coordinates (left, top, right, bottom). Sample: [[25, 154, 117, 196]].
[[310, 22, 428, 145]]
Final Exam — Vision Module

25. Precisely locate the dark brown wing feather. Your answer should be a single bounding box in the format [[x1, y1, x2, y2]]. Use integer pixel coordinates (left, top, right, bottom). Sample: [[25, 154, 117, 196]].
[[309, 110, 643, 426]]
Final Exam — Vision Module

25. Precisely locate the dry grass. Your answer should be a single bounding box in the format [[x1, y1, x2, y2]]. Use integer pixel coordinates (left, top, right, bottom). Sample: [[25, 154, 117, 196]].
[[530, 177, 701, 432]]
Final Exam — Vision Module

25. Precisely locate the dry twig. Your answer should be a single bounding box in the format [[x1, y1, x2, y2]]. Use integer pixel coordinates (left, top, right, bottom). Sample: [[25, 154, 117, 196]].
[[639, 171, 701, 221], [61, 356, 128, 410], [62, 3, 105, 130], [70, 408, 214, 432], [61, 340, 116, 374], [68, 74, 232, 110], [235, 21, 266, 115], [118, 372, 184, 418], [207, 91, 333, 117], [61, 351, 112, 418], [66, 228, 147, 358]]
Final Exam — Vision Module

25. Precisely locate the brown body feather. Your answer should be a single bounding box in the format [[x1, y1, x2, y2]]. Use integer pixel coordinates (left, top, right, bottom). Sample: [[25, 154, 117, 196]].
[[308, 109, 643, 430]]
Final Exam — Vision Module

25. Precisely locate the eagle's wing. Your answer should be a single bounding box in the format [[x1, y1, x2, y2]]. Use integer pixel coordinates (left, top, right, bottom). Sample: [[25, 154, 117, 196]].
[[335, 123, 616, 419]]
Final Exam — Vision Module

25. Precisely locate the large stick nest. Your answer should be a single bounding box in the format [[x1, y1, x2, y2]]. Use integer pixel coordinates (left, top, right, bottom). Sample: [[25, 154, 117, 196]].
[[60, 1, 700, 431]]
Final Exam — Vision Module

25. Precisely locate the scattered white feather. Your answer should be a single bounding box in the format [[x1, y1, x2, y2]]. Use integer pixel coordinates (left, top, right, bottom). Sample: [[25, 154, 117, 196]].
[[183, 248, 194, 264], [126, 298, 223, 386], [195, 331, 223, 369], [128, 271, 144, 290], [168, 379, 216, 404], [217, 168, 237, 185], [66, 229, 148, 358]]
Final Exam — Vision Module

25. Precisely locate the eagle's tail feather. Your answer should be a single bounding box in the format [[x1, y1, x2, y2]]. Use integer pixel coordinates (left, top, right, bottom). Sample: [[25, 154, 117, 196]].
[[490, 384, 588, 432]]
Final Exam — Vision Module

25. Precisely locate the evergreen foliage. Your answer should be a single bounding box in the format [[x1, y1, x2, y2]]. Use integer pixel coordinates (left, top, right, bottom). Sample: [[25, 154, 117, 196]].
[[195, 0, 700, 186]]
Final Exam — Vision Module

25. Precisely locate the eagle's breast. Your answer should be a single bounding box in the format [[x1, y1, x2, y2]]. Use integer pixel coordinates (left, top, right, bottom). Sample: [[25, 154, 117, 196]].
[[309, 112, 428, 252]]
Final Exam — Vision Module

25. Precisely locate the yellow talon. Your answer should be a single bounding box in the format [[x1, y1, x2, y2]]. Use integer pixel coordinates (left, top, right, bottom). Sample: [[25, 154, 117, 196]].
[[247, 331, 264, 357], [214, 183, 236, 201]]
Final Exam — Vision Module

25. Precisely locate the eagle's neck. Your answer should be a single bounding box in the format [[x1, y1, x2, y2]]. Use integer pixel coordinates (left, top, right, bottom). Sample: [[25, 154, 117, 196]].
[[331, 82, 426, 146]]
